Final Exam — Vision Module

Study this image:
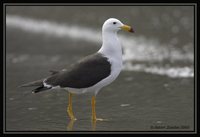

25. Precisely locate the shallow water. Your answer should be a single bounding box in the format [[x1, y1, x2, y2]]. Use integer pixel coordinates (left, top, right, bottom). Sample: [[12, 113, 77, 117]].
[[5, 5, 195, 132], [6, 64, 194, 131]]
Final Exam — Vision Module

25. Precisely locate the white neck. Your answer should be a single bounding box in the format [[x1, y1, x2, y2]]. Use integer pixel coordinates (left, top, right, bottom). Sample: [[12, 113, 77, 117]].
[[98, 31, 122, 60], [97, 30, 123, 89]]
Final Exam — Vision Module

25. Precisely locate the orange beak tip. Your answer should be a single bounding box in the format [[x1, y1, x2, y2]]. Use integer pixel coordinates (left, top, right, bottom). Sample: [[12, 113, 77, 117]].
[[130, 28, 134, 33]]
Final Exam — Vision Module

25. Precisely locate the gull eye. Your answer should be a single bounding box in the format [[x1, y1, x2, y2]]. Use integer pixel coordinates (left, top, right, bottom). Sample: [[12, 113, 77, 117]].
[[113, 22, 117, 25]]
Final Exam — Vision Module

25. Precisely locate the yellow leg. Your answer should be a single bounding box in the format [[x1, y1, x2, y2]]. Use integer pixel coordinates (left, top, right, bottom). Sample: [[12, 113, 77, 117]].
[[91, 96, 97, 121], [67, 93, 76, 120], [91, 96, 104, 122]]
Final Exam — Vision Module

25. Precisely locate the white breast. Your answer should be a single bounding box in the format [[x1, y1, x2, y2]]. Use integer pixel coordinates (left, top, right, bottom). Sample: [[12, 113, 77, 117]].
[[97, 55, 123, 89]]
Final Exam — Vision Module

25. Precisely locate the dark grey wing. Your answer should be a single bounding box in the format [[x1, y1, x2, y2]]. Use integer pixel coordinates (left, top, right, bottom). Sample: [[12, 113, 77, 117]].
[[45, 53, 111, 88]]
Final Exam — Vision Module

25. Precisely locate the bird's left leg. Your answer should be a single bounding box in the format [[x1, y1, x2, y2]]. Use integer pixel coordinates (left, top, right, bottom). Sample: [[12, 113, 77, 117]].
[[91, 96, 104, 122], [91, 96, 97, 121], [67, 92, 77, 120]]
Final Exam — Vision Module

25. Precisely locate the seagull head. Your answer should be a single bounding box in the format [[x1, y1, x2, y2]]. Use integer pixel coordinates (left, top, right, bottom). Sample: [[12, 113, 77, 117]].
[[102, 18, 134, 33]]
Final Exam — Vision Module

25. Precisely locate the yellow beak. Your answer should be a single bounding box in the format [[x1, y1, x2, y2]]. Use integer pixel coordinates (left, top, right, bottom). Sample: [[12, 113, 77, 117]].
[[120, 25, 134, 33]]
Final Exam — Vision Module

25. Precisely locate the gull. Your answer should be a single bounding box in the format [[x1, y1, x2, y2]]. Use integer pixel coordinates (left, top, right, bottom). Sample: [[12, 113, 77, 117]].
[[20, 18, 134, 121]]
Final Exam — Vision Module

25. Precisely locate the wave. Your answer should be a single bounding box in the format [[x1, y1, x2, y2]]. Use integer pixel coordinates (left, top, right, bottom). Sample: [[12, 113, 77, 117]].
[[6, 15, 194, 78]]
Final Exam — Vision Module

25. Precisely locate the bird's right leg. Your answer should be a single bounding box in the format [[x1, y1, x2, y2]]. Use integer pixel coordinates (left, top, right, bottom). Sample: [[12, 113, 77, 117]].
[[67, 92, 77, 120]]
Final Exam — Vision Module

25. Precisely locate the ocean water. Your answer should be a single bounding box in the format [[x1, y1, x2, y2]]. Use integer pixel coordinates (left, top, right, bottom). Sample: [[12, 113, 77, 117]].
[[5, 6, 195, 132]]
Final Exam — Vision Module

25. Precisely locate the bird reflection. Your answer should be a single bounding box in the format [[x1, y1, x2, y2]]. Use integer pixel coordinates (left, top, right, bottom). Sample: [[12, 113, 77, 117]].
[[66, 118, 110, 131], [91, 120, 97, 131], [66, 119, 99, 131], [67, 119, 76, 131]]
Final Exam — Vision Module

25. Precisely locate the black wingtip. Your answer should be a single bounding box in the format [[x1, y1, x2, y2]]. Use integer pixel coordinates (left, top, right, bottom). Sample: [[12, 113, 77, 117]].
[[32, 86, 51, 93]]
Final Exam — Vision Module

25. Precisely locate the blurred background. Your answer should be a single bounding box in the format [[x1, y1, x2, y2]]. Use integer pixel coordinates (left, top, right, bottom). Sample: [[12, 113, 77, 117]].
[[6, 5, 194, 131]]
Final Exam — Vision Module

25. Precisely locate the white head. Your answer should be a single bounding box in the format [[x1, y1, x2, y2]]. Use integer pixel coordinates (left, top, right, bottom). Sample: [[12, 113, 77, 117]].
[[102, 18, 134, 33]]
